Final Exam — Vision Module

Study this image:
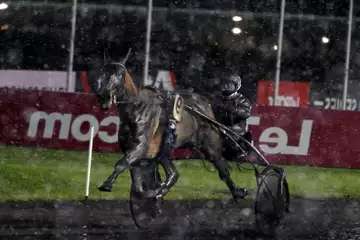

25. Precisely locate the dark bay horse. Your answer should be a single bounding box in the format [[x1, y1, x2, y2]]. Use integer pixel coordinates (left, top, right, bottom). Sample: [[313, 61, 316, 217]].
[[95, 49, 247, 201]]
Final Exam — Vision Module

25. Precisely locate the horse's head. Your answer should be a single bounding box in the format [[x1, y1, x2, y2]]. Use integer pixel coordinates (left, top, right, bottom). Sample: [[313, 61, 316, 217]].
[[95, 48, 132, 110]]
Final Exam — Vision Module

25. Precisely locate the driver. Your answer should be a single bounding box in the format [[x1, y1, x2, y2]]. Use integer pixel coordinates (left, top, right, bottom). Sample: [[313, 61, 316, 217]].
[[217, 74, 252, 158]]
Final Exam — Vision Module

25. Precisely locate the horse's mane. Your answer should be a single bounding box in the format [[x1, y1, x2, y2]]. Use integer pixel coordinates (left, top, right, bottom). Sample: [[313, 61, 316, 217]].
[[125, 71, 138, 94]]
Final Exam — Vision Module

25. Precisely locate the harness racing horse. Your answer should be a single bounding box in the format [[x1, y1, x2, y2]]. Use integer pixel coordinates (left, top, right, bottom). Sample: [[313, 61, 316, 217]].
[[95, 49, 247, 202]]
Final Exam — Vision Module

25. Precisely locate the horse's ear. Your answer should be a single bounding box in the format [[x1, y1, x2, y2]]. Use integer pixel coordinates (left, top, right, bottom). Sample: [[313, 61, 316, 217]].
[[121, 48, 132, 64], [104, 49, 109, 64]]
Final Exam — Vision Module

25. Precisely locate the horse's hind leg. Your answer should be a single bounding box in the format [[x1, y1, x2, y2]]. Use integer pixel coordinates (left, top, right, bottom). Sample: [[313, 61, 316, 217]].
[[212, 156, 248, 201], [200, 128, 248, 202], [156, 157, 179, 198], [154, 126, 180, 198]]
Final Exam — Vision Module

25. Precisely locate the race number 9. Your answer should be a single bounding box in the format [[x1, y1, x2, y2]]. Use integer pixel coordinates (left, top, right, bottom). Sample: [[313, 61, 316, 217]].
[[173, 94, 184, 122]]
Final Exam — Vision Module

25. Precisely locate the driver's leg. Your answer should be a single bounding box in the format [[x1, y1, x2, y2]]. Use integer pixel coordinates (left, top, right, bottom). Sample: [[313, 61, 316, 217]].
[[232, 123, 249, 159], [243, 131, 253, 144]]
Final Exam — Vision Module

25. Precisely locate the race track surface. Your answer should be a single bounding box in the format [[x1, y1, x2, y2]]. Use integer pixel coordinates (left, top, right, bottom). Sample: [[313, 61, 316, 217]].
[[1, 196, 360, 240]]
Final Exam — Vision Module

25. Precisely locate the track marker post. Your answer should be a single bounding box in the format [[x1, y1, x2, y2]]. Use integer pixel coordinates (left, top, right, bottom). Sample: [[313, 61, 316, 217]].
[[84, 125, 95, 205]]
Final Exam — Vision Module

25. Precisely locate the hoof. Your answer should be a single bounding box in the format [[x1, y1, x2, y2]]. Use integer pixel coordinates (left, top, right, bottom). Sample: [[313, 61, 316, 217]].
[[232, 188, 248, 202], [98, 183, 112, 192]]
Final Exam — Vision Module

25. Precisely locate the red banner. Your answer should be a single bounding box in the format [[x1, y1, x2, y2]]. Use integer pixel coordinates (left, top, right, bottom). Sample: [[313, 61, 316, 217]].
[[257, 80, 310, 108], [0, 88, 359, 168]]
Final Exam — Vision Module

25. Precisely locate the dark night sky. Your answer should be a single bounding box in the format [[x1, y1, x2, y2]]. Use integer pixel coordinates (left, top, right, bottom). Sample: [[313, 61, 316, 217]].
[[55, 0, 358, 17], [7, 0, 359, 18]]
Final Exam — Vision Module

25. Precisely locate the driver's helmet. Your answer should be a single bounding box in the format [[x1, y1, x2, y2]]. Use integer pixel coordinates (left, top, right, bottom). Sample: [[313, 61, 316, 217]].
[[221, 74, 242, 97]]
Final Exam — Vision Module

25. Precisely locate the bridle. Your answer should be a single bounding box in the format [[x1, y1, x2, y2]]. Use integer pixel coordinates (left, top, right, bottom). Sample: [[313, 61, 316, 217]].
[[101, 62, 140, 105]]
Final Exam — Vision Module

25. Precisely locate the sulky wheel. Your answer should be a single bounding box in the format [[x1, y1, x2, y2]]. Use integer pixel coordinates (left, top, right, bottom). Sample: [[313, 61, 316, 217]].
[[254, 166, 290, 236]]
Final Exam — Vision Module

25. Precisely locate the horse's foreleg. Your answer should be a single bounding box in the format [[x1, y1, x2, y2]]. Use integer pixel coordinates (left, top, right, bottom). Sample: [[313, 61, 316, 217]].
[[98, 157, 129, 192], [99, 127, 150, 192]]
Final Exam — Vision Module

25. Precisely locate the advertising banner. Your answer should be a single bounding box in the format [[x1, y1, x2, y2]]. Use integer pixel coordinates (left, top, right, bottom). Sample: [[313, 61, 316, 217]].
[[0, 70, 76, 92], [310, 80, 360, 111], [1, 88, 360, 168], [257, 80, 310, 108]]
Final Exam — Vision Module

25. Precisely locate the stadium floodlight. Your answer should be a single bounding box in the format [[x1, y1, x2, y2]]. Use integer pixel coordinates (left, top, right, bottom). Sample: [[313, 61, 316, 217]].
[[0, 2, 8, 10], [232, 27, 241, 34], [322, 36, 330, 43], [232, 16, 242, 22]]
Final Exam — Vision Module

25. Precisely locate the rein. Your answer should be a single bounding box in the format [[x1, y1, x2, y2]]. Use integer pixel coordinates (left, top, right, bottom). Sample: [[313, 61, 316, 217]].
[[113, 86, 167, 105], [113, 90, 140, 105]]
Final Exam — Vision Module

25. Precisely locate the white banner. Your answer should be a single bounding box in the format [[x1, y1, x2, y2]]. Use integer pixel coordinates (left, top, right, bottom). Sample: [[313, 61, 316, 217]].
[[144, 70, 176, 91], [0, 70, 76, 92]]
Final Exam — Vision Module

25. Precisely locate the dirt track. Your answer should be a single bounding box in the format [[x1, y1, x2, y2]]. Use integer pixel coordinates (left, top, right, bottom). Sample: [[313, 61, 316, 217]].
[[1, 196, 360, 240]]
